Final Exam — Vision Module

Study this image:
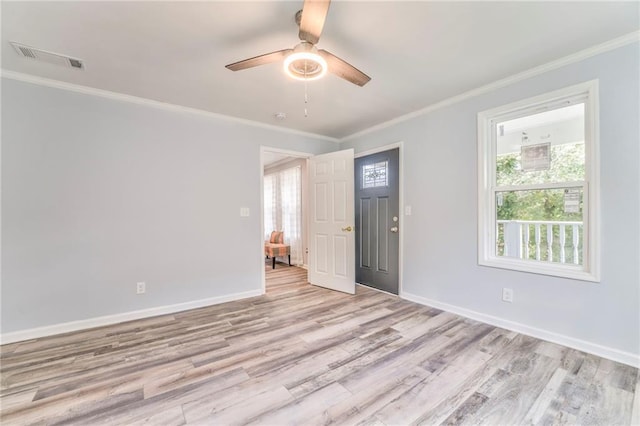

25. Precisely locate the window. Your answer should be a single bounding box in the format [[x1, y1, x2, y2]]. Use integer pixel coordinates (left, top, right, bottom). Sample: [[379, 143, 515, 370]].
[[477, 81, 600, 281], [362, 161, 388, 188]]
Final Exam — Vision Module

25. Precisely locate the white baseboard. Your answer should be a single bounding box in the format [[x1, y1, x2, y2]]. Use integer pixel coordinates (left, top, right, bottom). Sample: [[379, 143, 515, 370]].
[[4, 288, 636, 368], [0, 289, 263, 345], [401, 291, 639, 368]]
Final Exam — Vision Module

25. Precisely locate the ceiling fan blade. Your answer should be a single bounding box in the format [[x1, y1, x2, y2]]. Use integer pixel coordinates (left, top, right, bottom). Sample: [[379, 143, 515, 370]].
[[298, 0, 331, 44], [225, 49, 293, 71], [318, 49, 371, 87]]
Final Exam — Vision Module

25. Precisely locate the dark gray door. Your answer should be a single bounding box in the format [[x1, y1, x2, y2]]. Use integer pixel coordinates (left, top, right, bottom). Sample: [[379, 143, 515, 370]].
[[355, 148, 399, 294]]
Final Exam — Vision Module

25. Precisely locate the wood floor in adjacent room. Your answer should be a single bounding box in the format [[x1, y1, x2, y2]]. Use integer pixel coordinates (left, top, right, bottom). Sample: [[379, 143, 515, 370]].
[[1, 264, 638, 425]]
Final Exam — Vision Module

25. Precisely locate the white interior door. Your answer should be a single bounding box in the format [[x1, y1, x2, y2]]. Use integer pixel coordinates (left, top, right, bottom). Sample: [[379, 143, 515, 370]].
[[308, 149, 356, 294]]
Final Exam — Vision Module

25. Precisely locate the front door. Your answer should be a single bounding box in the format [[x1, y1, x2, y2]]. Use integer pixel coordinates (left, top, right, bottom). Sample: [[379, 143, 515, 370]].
[[355, 148, 400, 294], [308, 149, 356, 294]]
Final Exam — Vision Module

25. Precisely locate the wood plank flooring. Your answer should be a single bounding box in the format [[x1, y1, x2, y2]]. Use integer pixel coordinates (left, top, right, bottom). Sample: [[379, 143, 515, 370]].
[[1, 263, 638, 425]]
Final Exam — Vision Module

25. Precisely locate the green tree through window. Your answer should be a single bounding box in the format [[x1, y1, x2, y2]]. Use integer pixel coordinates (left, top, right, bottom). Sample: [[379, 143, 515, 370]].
[[496, 143, 585, 222]]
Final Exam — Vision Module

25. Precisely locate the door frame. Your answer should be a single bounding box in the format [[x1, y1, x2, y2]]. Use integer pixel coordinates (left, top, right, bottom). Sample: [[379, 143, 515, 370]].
[[260, 146, 313, 294], [354, 141, 404, 296]]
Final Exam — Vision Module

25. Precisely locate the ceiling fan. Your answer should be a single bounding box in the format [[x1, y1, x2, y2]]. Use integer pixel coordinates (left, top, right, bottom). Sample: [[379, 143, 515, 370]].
[[225, 0, 371, 87]]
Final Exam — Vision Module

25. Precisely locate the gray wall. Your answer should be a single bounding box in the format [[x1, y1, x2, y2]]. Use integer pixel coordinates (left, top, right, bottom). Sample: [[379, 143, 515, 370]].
[[2, 43, 638, 360], [1, 78, 335, 333], [342, 43, 640, 357]]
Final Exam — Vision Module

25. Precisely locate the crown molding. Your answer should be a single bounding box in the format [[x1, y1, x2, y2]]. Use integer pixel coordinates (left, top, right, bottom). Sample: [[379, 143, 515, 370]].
[[3, 30, 638, 144], [0, 69, 340, 144], [340, 31, 640, 142]]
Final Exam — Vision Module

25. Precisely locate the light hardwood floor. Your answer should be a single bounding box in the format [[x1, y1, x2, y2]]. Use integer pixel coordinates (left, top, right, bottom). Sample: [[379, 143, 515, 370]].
[[1, 263, 638, 425]]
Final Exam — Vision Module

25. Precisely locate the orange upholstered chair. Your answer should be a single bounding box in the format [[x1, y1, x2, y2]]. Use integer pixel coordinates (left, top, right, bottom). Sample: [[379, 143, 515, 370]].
[[265, 231, 291, 269]]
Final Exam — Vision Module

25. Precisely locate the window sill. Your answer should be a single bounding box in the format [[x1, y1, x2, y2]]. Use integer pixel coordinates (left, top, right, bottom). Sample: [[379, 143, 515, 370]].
[[479, 256, 600, 282]]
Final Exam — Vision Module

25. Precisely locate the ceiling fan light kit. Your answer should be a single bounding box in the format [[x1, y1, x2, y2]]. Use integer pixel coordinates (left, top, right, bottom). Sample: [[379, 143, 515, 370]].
[[283, 42, 327, 81], [225, 0, 370, 87]]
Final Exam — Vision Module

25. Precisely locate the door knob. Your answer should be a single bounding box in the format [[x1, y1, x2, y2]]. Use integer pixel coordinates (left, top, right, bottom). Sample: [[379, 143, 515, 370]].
[[342, 226, 353, 232], [390, 226, 399, 233]]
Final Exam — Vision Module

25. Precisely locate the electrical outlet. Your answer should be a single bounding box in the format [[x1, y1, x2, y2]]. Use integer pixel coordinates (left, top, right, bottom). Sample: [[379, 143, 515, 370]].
[[502, 287, 513, 303], [137, 282, 146, 294]]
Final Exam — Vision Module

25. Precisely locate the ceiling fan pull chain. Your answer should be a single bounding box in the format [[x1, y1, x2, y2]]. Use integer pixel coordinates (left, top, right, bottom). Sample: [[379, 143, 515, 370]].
[[304, 59, 309, 117]]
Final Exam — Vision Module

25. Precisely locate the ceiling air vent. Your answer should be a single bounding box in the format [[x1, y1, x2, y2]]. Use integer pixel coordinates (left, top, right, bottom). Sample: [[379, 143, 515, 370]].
[[10, 42, 84, 70]]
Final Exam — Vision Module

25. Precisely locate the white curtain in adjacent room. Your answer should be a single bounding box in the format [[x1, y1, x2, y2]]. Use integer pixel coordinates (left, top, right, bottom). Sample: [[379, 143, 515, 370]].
[[263, 165, 303, 265], [263, 174, 277, 240], [280, 166, 302, 265]]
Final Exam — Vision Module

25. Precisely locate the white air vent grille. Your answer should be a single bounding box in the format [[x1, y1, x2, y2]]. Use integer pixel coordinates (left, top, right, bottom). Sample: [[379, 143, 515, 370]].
[[10, 42, 84, 70]]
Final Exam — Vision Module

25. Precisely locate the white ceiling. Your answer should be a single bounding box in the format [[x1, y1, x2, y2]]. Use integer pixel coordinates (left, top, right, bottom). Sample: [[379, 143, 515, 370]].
[[2, 1, 638, 140], [263, 151, 295, 167]]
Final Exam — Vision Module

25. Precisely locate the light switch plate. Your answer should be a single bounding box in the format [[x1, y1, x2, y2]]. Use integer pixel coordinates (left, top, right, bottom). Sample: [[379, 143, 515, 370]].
[[405, 205, 412, 216], [240, 207, 250, 217], [502, 288, 514, 303]]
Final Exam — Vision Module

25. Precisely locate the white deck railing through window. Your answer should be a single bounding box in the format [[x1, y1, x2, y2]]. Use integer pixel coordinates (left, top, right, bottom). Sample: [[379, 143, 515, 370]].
[[497, 220, 583, 265]]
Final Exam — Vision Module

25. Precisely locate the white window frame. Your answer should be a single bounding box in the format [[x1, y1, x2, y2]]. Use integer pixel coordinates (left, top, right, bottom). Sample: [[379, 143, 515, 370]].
[[477, 80, 600, 282]]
